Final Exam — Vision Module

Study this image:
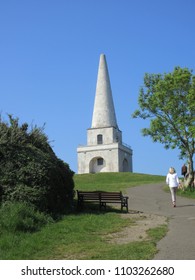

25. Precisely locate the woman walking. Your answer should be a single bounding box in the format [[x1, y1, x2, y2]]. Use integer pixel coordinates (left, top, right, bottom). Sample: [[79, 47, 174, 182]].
[[166, 167, 179, 207]]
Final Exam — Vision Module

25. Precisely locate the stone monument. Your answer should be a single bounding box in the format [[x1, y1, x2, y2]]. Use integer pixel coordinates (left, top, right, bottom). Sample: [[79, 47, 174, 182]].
[[77, 54, 133, 173]]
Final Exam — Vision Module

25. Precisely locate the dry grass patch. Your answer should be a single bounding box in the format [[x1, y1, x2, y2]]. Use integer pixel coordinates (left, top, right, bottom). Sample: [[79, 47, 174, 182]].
[[106, 212, 167, 244]]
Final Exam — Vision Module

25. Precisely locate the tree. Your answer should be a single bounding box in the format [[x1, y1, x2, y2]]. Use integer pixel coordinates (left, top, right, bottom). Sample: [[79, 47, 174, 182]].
[[0, 115, 75, 215], [132, 67, 195, 187]]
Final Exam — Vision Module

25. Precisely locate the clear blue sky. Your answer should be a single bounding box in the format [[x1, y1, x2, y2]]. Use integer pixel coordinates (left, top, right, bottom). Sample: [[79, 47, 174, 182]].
[[0, 0, 194, 176]]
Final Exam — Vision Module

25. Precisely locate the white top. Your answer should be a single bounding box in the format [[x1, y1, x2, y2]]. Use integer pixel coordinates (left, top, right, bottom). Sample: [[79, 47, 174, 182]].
[[166, 173, 179, 187], [91, 54, 118, 128]]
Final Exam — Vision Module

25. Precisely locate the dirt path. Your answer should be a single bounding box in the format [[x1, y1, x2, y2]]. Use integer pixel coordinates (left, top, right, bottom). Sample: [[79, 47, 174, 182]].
[[108, 211, 167, 244]]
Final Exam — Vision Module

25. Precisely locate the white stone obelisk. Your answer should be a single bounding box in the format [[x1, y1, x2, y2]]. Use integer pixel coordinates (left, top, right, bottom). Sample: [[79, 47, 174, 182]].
[[77, 54, 133, 174], [92, 54, 118, 128]]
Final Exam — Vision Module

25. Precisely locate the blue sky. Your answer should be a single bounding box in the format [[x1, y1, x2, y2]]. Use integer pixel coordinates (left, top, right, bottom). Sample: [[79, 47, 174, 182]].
[[0, 0, 194, 176]]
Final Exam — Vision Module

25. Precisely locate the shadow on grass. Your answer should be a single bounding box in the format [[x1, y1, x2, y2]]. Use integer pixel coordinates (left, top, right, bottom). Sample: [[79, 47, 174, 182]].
[[72, 199, 128, 215]]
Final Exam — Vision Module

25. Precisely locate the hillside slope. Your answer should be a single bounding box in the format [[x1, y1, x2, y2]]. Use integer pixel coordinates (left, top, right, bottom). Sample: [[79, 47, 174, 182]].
[[74, 172, 165, 192]]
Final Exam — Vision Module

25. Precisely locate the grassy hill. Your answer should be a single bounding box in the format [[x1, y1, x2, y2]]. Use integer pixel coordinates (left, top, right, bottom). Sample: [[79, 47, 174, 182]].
[[74, 172, 165, 193]]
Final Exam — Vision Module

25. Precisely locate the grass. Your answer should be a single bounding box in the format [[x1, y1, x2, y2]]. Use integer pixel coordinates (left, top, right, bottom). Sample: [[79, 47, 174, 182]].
[[0, 212, 168, 260], [0, 172, 168, 260], [74, 172, 165, 193], [177, 188, 195, 199]]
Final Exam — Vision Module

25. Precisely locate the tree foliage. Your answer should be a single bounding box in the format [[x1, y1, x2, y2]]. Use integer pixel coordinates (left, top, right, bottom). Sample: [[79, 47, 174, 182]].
[[0, 115, 75, 215], [132, 67, 195, 185]]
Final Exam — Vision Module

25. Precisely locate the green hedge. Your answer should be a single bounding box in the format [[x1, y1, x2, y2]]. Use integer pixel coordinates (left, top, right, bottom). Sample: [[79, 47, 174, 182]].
[[0, 115, 74, 215]]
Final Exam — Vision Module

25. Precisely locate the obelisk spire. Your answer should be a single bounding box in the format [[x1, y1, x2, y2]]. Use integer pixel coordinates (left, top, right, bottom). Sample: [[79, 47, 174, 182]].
[[91, 54, 118, 128]]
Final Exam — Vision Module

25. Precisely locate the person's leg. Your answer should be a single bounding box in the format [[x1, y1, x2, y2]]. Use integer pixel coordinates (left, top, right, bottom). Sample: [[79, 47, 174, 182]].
[[173, 187, 177, 206], [170, 187, 176, 207]]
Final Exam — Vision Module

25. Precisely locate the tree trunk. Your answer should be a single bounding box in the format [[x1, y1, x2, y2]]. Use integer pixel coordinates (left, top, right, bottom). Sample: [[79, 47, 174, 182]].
[[184, 156, 194, 188]]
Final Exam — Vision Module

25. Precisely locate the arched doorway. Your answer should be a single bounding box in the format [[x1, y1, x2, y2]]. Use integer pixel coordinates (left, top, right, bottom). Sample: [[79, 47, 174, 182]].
[[122, 159, 129, 172], [89, 157, 105, 173]]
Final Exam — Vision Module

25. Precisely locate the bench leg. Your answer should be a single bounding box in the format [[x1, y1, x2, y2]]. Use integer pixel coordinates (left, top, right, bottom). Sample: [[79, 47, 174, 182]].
[[121, 200, 128, 212], [100, 202, 106, 210], [121, 204, 128, 212], [77, 199, 83, 211]]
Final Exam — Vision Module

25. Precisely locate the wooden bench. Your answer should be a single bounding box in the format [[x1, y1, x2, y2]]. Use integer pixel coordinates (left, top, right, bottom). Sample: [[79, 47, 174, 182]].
[[77, 190, 129, 212]]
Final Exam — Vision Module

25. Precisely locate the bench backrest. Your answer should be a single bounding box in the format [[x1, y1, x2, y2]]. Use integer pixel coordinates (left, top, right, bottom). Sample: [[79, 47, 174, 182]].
[[77, 191, 100, 200], [77, 190, 122, 201], [100, 192, 122, 201]]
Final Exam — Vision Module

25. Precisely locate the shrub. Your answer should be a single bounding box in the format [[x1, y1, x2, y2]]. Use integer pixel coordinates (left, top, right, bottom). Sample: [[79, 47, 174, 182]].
[[0, 115, 75, 215], [0, 202, 53, 234]]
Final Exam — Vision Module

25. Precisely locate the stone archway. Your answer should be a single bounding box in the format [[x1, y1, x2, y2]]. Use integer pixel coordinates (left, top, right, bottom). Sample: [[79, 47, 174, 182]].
[[122, 159, 129, 172], [89, 157, 105, 173]]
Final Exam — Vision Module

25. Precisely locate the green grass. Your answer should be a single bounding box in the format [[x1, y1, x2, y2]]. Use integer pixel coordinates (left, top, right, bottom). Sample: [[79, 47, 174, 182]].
[[74, 172, 165, 193], [0, 172, 167, 260], [177, 188, 195, 199], [0, 212, 167, 260]]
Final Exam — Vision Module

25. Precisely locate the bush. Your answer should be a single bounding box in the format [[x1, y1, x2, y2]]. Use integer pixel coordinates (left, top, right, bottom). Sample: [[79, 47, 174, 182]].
[[0, 202, 53, 234], [0, 115, 75, 215]]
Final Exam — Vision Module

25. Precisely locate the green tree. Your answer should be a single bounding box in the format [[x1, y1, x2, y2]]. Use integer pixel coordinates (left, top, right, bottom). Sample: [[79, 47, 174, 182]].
[[132, 67, 195, 187], [0, 115, 75, 215]]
